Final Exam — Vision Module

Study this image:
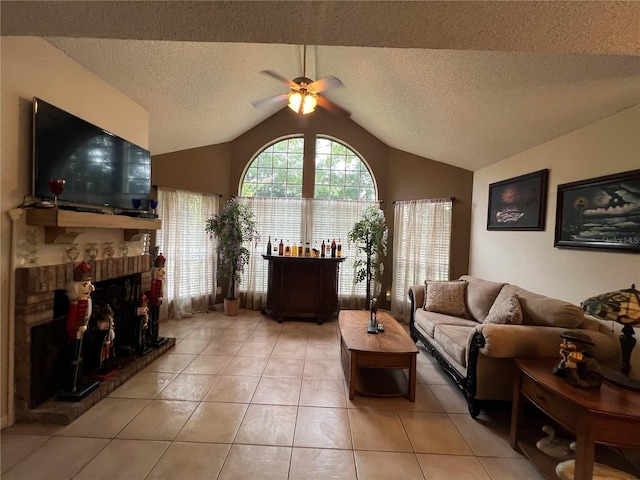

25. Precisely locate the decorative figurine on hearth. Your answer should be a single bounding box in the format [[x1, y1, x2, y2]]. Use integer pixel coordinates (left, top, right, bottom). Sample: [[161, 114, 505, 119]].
[[552, 331, 603, 390], [94, 304, 116, 379], [60, 261, 99, 400], [136, 293, 152, 356], [148, 253, 168, 347]]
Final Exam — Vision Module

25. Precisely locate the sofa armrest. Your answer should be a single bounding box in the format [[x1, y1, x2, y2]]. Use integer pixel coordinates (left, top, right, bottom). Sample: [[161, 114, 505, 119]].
[[408, 284, 425, 330], [471, 323, 620, 362], [408, 284, 424, 311]]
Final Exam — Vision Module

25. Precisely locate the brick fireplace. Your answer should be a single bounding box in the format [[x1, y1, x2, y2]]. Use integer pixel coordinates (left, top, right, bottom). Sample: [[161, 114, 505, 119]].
[[14, 255, 174, 424]]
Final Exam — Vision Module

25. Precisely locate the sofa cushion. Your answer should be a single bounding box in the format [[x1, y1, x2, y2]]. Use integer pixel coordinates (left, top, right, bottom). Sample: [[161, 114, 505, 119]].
[[484, 294, 523, 325], [434, 325, 473, 368], [459, 275, 506, 322], [493, 285, 584, 328], [414, 309, 478, 338], [424, 280, 469, 317]]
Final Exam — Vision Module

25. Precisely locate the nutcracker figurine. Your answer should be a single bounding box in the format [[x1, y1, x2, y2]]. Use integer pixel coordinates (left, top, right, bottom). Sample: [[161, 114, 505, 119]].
[[148, 253, 168, 347], [136, 293, 153, 356], [59, 261, 99, 401], [93, 304, 117, 380]]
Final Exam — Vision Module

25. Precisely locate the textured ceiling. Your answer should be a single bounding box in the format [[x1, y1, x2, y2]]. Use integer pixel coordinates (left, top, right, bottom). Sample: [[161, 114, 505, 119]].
[[3, 1, 640, 171]]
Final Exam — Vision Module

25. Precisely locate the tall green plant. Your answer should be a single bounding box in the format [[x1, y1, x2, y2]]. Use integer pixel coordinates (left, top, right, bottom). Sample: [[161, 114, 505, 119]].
[[205, 198, 259, 300], [348, 206, 388, 307]]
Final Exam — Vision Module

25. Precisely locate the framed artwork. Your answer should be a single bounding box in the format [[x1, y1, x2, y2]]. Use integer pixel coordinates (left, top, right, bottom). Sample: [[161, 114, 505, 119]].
[[487, 169, 548, 231], [554, 169, 640, 253]]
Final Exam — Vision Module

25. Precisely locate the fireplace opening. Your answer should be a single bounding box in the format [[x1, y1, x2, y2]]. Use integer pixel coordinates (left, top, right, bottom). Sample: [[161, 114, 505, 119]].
[[29, 274, 144, 408]]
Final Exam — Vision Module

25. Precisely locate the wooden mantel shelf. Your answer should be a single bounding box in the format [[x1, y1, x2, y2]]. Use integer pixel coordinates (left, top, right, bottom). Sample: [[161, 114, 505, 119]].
[[26, 208, 161, 244]]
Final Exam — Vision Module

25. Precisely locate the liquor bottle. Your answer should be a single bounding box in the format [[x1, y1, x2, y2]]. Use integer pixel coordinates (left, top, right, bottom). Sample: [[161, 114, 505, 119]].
[[331, 239, 337, 258], [337, 238, 342, 258], [321, 239, 326, 257], [284, 240, 291, 256], [266, 236, 272, 255], [305, 242, 311, 256], [298, 242, 303, 257], [291, 244, 298, 257], [273, 240, 278, 255], [278, 239, 284, 256]]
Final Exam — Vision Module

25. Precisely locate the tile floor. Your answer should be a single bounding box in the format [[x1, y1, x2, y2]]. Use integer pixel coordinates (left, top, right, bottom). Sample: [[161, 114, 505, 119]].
[[1, 310, 545, 479]]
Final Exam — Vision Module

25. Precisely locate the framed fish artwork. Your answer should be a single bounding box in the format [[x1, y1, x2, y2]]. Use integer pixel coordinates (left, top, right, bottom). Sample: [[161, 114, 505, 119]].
[[487, 169, 548, 231], [554, 169, 640, 253]]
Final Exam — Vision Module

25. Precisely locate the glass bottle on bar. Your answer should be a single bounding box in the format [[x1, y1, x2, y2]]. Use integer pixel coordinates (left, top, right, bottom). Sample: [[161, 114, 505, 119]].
[[298, 241, 303, 256], [331, 239, 337, 258], [321, 239, 326, 257], [278, 239, 284, 256], [337, 238, 342, 257], [291, 243, 298, 257], [267, 236, 272, 255]]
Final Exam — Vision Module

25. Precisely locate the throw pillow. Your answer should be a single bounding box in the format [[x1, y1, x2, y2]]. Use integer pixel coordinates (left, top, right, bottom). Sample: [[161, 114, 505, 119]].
[[484, 294, 523, 325], [423, 280, 469, 317]]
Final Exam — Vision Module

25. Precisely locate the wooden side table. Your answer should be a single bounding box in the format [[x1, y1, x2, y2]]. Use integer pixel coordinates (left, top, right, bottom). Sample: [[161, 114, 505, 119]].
[[510, 358, 640, 480]]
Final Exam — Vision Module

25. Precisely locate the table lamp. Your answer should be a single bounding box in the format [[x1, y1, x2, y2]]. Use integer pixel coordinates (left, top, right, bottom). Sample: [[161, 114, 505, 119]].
[[581, 284, 640, 390]]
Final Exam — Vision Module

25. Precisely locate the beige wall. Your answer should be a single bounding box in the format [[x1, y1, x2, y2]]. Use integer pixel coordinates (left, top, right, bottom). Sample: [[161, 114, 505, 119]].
[[470, 105, 640, 367], [153, 107, 473, 308], [1, 37, 149, 427], [151, 143, 232, 198]]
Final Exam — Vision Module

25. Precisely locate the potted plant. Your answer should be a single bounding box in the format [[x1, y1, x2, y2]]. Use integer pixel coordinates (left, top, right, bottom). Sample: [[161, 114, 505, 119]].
[[348, 205, 388, 307], [205, 198, 259, 316]]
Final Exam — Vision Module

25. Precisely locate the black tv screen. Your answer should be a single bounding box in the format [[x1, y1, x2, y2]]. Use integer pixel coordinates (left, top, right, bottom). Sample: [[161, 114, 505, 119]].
[[32, 97, 151, 210]]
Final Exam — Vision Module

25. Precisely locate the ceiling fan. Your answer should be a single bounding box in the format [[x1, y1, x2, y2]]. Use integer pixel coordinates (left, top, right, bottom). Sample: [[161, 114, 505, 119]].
[[251, 45, 350, 117]]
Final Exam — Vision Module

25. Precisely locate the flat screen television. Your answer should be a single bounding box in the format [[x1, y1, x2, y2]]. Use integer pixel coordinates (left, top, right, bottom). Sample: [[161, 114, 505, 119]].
[[32, 97, 151, 210]]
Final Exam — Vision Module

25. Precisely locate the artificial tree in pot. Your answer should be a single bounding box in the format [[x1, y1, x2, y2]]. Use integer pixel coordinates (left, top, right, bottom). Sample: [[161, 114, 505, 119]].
[[348, 205, 388, 308], [205, 198, 259, 316]]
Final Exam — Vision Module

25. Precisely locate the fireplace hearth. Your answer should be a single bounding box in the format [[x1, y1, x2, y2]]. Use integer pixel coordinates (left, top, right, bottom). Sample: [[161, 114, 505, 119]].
[[14, 255, 175, 424]]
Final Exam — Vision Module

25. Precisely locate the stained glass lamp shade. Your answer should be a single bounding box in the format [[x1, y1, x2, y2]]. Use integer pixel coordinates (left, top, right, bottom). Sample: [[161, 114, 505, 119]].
[[581, 284, 640, 390]]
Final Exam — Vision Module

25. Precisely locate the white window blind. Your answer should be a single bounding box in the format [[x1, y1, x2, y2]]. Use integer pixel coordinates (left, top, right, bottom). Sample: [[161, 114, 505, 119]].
[[238, 197, 378, 309], [391, 198, 453, 322], [156, 188, 219, 318]]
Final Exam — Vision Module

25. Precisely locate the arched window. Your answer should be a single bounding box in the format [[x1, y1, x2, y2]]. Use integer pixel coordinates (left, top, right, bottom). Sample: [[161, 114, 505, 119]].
[[239, 135, 379, 307], [241, 136, 304, 198], [314, 137, 376, 201], [240, 136, 376, 201]]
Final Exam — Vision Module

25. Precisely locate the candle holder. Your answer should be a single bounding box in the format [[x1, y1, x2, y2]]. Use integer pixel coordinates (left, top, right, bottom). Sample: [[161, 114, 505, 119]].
[[103, 242, 115, 258], [86, 243, 98, 261], [66, 243, 80, 263]]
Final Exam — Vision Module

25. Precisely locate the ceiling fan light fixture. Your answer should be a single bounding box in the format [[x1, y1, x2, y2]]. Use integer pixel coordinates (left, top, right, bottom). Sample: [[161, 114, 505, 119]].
[[288, 91, 317, 115]]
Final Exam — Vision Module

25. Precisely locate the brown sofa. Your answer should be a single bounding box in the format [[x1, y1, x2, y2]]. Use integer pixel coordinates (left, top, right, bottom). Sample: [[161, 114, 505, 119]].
[[409, 275, 620, 417]]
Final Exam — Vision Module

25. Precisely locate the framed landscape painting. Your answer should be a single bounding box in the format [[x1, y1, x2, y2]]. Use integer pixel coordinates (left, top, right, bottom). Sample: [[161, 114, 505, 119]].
[[487, 169, 548, 231], [554, 169, 640, 253]]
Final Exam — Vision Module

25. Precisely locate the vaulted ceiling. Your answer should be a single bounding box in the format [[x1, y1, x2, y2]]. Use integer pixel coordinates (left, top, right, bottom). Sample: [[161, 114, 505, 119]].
[[2, 1, 639, 171]]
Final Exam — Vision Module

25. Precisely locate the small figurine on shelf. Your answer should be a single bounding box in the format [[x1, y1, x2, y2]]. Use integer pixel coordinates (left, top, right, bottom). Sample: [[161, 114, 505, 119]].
[[136, 293, 153, 356], [552, 331, 603, 390], [148, 253, 168, 348], [94, 304, 117, 380], [59, 261, 99, 401]]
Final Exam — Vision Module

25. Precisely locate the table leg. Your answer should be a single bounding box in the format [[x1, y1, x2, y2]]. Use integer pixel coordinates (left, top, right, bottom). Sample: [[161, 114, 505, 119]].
[[573, 418, 595, 480], [408, 355, 416, 402], [510, 371, 524, 449], [349, 351, 357, 400]]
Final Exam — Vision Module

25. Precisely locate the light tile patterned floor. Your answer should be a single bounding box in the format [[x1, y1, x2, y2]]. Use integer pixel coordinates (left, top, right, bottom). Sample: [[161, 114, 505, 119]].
[[1, 310, 545, 479]]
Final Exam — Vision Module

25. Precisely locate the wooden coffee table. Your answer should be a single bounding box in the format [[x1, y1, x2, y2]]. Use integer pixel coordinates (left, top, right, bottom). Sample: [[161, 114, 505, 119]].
[[339, 310, 418, 401]]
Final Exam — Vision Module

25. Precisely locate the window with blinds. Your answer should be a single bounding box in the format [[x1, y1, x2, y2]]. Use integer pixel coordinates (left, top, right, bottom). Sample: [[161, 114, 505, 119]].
[[391, 198, 453, 321], [156, 188, 219, 317]]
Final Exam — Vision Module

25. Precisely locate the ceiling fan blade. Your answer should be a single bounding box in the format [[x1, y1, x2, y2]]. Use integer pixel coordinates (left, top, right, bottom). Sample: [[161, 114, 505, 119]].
[[251, 93, 289, 109], [309, 75, 343, 93], [317, 95, 351, 117], [260, 70, 297, 88]]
